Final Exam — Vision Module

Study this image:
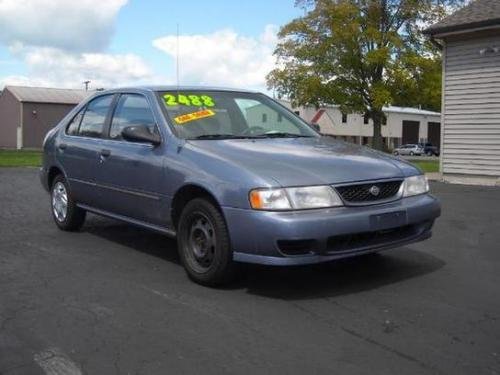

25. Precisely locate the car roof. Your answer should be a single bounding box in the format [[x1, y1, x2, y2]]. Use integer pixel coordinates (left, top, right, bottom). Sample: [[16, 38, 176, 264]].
[[100, 85, 261, 95]]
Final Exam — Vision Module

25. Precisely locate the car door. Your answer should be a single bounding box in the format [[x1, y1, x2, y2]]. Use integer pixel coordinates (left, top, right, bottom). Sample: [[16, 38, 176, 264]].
[[57, 95, 114, 205], [94, 93, 166, 225]]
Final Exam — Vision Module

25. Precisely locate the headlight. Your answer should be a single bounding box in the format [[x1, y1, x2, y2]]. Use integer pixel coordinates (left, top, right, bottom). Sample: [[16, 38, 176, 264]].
[[249, 186, 343, 210], [249, 188, 291, 210], [287, 186, 343, 209], [403, 175, 429, 197]]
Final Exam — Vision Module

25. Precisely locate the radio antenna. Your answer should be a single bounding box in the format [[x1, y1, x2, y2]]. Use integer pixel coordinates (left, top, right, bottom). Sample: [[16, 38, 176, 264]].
[[176, 23, 180, 91]]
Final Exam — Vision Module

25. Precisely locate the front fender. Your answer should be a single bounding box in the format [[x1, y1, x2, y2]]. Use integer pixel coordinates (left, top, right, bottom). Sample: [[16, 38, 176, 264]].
[[164, 141, 279, 209]]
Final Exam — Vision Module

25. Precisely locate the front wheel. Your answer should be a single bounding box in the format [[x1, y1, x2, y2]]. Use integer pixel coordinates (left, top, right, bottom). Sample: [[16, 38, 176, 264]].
[[409, 151, 415, 156], [51, 175, 86, 231], [177, 198, 237, 286]]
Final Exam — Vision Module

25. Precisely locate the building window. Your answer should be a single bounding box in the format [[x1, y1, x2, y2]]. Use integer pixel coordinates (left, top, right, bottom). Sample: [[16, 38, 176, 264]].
[[382, 115, 387, 125], [262, 113, 267, 123], [342, 113, 347, 123], [363, 114, 369, 124]]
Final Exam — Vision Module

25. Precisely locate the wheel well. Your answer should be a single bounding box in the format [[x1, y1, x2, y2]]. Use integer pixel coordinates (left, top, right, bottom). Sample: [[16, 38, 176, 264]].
[[48, 166, 63, 188], [171, 185, 220, 228]]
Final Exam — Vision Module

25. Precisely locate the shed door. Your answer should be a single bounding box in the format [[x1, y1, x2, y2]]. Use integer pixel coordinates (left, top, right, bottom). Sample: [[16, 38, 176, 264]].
[[402, 120, 419, 144], [428, 122, 440, 148]]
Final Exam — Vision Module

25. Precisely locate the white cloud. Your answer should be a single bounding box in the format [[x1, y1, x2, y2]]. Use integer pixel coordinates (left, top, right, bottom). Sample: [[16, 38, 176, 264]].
[[0, 75, 52, 88], [0, 0, 127, 52], [1, 47, 159, 90], [152, 25, 279, 90], [0, 0, 164, 90]]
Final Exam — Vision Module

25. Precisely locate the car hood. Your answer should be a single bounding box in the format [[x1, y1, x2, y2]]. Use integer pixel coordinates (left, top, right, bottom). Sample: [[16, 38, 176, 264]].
[[185, 136, 418, 187]]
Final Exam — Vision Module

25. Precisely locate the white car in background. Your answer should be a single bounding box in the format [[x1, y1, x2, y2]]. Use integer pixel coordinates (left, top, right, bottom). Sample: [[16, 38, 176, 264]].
[[393, 144, 424, 156]]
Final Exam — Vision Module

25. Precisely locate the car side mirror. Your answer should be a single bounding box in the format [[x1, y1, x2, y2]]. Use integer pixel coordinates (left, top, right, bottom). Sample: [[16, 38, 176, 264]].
[[310, 123, 320, 132], [122, 125, 161, 146]]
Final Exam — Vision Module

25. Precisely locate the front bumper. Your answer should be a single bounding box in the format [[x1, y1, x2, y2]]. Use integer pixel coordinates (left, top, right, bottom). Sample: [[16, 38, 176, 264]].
[[223, 193, 441, 266]]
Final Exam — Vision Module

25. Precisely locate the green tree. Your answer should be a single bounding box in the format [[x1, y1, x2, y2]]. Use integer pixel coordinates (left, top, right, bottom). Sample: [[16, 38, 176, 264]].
[[388, 51, 442, 112], [267, 0, 464, 150]]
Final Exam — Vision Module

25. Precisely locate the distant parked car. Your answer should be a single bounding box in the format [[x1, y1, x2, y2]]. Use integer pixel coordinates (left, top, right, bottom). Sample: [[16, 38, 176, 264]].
[[418, 142, 440, 156], [393, 144, 424, 156]]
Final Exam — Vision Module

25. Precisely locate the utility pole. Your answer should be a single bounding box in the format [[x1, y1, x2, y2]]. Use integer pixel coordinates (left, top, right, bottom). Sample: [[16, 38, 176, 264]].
[[83, 80, 90, 91]]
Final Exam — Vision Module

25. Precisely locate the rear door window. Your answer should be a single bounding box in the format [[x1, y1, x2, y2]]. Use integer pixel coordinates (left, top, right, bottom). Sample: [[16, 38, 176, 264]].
[[78, 95, 113, 138]]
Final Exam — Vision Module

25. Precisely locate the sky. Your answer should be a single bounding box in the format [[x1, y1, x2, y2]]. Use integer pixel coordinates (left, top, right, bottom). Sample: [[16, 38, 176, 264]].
[[0, 0, 304, 92]]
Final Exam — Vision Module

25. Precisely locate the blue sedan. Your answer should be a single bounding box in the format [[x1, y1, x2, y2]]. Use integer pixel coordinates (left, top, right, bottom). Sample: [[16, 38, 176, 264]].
[[40, 86, 441, 285]]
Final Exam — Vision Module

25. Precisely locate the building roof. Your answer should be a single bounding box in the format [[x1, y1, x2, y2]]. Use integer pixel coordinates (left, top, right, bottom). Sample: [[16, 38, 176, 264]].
[[279, 100, 441, 117], [425, 0, 500, 36], [383, 106, 440, 117], [310, 109, 326, 123], [5, 85, 92, 104]]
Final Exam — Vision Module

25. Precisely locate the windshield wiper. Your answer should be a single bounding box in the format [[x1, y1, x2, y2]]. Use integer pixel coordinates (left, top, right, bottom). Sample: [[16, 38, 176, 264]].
[[261, 132, 314, 138], [190, 132, 314, 140], [190, 134, 259, 140]]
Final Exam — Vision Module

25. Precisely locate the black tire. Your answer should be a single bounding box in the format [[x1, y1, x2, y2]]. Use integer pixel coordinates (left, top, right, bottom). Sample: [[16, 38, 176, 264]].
[[177, 198, 237, 286], [426, 151, 433, 156], [410, 151, 414, 156], [51, 175, 86, 231], [393, 151, 399, 155]]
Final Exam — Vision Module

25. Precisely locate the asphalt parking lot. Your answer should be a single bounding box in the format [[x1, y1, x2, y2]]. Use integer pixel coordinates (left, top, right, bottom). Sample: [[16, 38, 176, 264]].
[[1, 168, 499, 375]]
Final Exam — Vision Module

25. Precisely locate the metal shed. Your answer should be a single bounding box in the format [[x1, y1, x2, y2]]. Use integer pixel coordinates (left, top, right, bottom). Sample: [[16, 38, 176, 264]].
[[0, 86, 91, 149], [426, 0, 500, 185]]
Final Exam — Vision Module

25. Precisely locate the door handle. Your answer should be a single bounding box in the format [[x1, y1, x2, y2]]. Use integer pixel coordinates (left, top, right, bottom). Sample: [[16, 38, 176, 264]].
[[58, 143, 67, 150], [100, 149, 111, 157]]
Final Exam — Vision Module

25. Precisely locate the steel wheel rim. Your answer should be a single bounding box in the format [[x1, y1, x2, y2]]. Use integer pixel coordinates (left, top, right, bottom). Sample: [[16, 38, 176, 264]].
[[185, 212, 217, 273], [52, 182, 68, 222]]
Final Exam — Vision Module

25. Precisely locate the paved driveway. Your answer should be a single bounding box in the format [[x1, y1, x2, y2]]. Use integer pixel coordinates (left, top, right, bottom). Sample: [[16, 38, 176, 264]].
[[1, 168, 499, 375]]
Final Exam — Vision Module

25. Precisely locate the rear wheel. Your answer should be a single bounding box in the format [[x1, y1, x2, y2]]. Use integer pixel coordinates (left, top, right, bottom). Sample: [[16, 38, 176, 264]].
[[393, 151, 399, 155], [177, 198, 236, 286], [409, 151, 415, 156], [51, 175, 86, 231], [426, 151, 433, 156]]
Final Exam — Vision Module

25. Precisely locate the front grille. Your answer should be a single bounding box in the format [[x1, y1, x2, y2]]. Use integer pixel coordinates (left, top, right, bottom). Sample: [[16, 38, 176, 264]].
[[335, 180, 402, 203]]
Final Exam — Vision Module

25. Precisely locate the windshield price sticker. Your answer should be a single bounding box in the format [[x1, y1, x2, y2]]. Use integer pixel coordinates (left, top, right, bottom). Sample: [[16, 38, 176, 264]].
[[163, 94, 216, 107], [174, 109, 216, 124]]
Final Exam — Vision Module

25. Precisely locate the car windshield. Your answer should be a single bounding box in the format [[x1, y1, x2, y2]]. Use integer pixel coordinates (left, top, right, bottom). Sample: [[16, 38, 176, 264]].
[[157, 90, 318, 140]]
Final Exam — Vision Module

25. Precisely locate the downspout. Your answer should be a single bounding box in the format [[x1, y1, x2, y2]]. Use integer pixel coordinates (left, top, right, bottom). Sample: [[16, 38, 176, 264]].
[[439, 40, 446, 177], [17, 102, 23, 149]]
